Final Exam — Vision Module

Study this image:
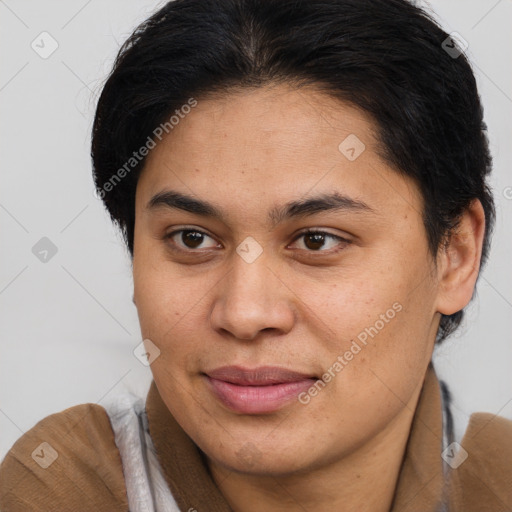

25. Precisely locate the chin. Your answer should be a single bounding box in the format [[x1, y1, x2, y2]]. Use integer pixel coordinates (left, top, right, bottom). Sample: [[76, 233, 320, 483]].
[[199, 432, 325, 477], [213, 450, 311, 477]]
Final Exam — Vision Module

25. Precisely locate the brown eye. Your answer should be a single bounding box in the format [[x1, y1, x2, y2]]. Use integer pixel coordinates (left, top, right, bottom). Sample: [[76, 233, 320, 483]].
[[180, 230, 205, 249], [304, 232, 328, 250], [291, 230, 350, 253], [165, 229, 219, 251]]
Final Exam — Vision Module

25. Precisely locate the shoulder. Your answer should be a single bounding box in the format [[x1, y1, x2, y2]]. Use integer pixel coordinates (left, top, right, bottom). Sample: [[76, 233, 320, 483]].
[[0, 402, 128, 512], [449, 412, 512, 510], [462, 412, 512, 471]]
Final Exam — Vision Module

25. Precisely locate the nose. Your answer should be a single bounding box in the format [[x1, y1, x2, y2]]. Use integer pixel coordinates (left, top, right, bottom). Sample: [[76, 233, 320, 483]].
[[209, 252, 295, 341]]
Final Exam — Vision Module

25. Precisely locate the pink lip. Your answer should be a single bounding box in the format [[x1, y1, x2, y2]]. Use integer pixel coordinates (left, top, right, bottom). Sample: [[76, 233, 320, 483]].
[[204, 366, 316, 414]]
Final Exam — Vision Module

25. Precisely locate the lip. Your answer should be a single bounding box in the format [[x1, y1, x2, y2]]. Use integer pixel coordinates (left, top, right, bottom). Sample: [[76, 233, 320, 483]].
[[204, 366, 317, 414]]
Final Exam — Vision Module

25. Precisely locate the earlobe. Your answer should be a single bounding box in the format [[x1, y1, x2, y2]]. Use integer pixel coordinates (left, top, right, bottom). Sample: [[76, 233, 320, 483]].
[[436, 199, 486, 316]]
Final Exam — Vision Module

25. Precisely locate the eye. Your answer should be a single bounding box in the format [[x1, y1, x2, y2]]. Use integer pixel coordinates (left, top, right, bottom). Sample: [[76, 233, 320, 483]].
[[290, 230, 350, 253], [164, 227, 350, 255], [165, 228, 220, 251]]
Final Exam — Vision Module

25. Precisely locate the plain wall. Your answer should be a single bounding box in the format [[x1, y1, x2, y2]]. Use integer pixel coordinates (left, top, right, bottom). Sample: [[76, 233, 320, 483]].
[[1, 0, 511, 459]]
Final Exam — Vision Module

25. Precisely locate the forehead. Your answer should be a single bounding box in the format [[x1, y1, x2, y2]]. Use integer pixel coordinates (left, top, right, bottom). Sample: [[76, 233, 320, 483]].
[[149, 84, 378, 164], [136, 84, 423, 224]]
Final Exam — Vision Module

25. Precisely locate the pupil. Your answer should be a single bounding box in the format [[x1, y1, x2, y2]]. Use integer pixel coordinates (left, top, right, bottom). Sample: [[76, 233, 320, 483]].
[[183, 231, 203, 248], [306, 233, 324, 250]]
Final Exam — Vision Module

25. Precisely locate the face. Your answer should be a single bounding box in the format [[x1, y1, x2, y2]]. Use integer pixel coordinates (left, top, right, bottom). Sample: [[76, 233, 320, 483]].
[[133, 84, 441, 475]]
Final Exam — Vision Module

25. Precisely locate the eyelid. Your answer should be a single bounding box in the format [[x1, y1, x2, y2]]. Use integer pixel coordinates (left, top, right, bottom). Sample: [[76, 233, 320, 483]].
[[292, 227, 350, 240]]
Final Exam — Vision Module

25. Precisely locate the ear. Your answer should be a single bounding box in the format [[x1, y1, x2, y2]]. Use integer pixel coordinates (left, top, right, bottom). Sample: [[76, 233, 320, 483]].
[[435, 199, 486, 316]]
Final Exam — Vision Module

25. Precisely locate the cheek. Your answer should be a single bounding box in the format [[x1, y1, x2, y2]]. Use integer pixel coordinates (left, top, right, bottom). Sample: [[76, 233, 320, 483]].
[[305, 262, 435, 380], [133, 260, 213, 370], [325, 296, 435, 422], [297, 268, 405, 339]]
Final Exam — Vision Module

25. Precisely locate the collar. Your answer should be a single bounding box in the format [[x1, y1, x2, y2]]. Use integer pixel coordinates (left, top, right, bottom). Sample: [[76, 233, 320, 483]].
[[390, 363, 446, 511], [146, 364, 445, 511]]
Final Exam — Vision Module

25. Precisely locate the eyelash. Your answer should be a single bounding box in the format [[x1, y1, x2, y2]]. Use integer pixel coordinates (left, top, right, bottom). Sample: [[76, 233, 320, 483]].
[[163, 227, 351, 255]]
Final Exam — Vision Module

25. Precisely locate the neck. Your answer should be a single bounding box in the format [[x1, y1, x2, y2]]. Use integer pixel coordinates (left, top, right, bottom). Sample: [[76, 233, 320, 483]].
[[207, 383, 423, 512]]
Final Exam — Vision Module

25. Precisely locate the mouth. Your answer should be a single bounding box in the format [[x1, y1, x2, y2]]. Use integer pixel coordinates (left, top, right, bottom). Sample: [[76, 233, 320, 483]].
[[203, 366, 317, 414]]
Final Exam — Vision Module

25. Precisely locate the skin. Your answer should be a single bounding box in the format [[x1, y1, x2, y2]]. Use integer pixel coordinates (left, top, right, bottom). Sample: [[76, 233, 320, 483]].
[[132, 84, 485, 511]]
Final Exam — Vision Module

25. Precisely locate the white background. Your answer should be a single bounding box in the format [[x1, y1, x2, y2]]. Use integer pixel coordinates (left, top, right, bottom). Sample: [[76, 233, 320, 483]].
[[1, 0, 511, 459]]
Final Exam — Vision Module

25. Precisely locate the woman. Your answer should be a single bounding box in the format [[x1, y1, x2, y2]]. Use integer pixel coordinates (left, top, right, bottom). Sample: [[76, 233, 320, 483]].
[[1, 0, 510, 510]]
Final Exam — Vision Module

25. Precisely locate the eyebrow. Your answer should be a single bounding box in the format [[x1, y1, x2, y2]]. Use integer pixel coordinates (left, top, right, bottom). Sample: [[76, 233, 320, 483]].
[[146, 190, 376, 228]]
